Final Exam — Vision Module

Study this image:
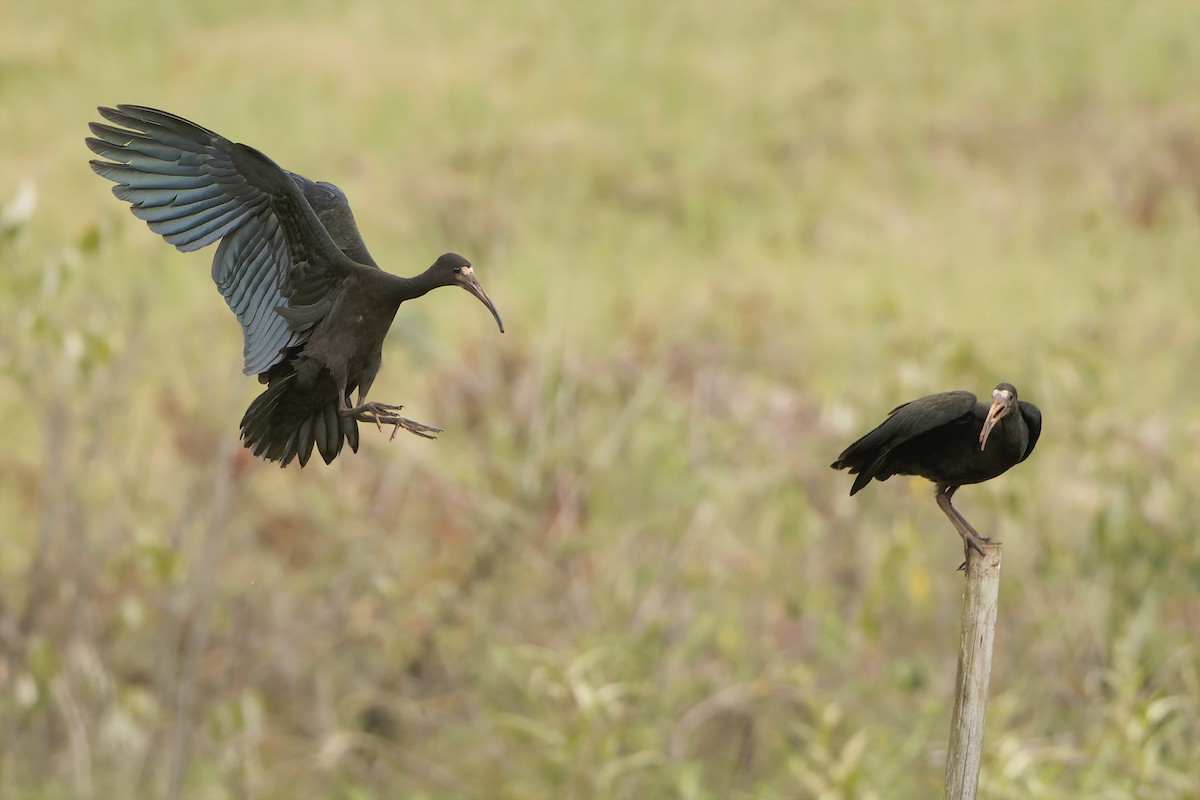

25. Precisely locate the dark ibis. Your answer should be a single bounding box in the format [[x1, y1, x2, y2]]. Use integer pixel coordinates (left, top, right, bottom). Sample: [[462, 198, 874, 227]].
[[831, 383, 1041, 558], [86, 105, 504, 467]]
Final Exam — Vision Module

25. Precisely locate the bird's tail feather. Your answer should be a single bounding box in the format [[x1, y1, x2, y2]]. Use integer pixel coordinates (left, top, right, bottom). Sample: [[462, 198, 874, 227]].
[[240, 373, 359, 467], [830, 436, 891, 495]]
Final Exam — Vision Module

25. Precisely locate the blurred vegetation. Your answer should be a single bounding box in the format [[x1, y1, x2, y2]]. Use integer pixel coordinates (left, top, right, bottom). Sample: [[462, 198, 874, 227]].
[[2, 1, 1199, 798]]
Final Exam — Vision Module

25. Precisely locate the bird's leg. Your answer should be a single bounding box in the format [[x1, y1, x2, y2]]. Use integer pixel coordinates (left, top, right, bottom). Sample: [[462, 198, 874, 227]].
[[934, 485, 990, 563], [338, 391, 442, 441]]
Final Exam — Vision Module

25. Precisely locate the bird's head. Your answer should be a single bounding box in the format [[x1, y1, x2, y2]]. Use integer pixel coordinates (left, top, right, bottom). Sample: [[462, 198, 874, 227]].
[[431, 252, 504, 333], [979, 382, 1018, 451]]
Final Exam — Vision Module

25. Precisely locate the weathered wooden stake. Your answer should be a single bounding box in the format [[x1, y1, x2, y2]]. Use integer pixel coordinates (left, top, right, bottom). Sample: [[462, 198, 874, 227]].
[[943, 541, 1002, 800]]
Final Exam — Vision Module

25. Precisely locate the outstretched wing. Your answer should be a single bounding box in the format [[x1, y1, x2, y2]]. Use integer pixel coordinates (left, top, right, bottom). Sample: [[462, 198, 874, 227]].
[[831, 390, 977, 494], [288, 173, 379, 269], [86, 104, 362, 375]]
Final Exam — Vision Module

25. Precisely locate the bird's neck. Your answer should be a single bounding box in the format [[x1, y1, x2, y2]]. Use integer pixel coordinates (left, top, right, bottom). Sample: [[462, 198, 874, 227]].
[[376, 269, 439, 306]]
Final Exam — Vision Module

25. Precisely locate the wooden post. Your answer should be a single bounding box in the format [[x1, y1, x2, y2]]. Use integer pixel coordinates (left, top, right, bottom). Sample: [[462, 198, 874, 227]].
[[943, 542, 1002, 800]]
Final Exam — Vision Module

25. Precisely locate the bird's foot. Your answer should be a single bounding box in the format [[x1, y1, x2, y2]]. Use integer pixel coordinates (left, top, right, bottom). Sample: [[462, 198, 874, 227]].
[[344, 400, 443, 440], [346, 400, 404, 430], [956, 532, 993, 571], [370, 412, 443, 441], [962, 531, 991, 556]]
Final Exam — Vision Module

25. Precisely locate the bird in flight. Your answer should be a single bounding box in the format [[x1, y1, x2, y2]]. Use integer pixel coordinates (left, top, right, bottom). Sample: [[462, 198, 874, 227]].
[[87, 105, 503, 466]]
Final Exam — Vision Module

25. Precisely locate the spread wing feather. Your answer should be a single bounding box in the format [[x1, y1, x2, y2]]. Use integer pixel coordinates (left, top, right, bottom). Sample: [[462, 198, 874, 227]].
[[86, 104, 375, 376]]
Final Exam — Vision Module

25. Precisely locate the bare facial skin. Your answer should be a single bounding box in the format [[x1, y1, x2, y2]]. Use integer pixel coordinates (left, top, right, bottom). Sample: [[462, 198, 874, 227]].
[[979, 387, 1013, 451]]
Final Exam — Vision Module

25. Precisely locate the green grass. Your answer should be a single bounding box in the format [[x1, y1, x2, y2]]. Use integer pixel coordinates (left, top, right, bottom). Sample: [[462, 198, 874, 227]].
[[2, 2, 1199, 798]]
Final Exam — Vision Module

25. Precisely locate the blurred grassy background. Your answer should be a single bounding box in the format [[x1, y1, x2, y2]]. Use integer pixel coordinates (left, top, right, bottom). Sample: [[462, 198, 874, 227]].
[[2, 1, 1199, 798]]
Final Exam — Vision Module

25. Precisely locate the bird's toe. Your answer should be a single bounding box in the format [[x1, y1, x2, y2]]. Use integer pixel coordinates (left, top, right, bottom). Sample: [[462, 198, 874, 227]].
[[366, 411, 443, 441]]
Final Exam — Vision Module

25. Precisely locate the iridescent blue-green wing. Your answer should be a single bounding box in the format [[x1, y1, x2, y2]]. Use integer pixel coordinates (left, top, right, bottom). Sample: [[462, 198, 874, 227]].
[[86, 104, 353, 375]]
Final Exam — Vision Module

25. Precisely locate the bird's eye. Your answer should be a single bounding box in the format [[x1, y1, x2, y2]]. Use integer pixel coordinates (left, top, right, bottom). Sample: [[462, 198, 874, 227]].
[[453, 266, 462, 273]]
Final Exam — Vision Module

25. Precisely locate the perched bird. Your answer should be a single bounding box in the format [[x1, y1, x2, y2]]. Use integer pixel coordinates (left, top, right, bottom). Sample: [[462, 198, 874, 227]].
[[86, 105, 503, 466], [831, 383, 1041, 558]]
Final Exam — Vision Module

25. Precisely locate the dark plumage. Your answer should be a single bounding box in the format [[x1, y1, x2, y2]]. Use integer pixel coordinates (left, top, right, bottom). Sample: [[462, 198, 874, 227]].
[[86, 104, 503, 466], [831, 383, 1041, 557]]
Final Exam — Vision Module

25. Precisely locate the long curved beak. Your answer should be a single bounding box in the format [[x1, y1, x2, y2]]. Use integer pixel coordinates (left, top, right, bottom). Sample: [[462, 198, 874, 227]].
[[979, 395, 1010, 451], [458, 271, 505, 333]]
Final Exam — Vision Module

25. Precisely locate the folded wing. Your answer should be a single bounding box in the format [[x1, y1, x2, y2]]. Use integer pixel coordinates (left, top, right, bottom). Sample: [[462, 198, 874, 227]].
[[831, 390, 977, 494]]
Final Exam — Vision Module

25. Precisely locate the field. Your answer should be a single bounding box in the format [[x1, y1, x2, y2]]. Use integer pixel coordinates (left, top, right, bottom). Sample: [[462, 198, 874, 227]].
[[2, 2, 1198, 798]]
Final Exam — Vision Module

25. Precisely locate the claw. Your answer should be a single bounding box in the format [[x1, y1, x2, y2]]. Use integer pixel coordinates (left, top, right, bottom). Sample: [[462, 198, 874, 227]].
[[957, 532, 994, 572]]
